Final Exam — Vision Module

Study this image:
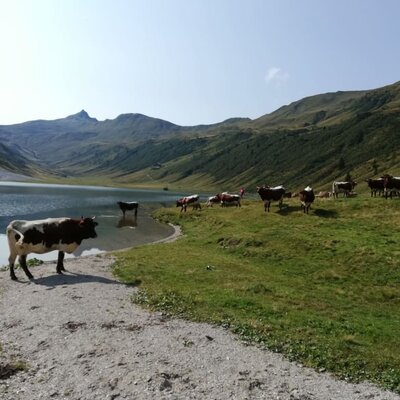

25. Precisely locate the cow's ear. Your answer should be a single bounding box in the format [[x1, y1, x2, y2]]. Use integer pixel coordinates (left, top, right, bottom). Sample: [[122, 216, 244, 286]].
[[92, 216, 96, 220]]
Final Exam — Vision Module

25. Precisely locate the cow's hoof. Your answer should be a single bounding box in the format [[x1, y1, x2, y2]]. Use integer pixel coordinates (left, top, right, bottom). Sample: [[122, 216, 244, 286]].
[[56, 270, 63, 275], [10, 275, 17, 281]]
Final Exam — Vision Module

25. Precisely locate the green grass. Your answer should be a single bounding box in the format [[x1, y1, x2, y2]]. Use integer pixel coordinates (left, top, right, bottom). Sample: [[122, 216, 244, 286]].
[[113, 196, 400, 392]]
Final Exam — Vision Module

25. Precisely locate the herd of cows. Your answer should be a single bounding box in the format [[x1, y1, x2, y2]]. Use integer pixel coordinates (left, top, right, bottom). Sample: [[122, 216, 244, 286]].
[[4, 175, 399, 281], [176, 174, 400, 214]]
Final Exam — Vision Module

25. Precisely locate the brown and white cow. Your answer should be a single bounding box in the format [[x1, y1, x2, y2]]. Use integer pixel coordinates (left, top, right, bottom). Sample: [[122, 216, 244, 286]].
[[299, 186, 315, 214], [176, 194, 201, 212], [365, 178, 384, 197], [332, 181, 357, 198], [316, 191, 331, 198], [206, 193, 241, 207], [206, 195, 221, 207], [6, 217, 98, 280], [220, 193, 241, 207], [382, 175, 400, 199], [256, 185, 286, 212]]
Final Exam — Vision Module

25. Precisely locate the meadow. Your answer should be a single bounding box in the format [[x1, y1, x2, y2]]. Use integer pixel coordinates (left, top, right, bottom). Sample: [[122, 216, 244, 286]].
[[113, 194, 400, 392]]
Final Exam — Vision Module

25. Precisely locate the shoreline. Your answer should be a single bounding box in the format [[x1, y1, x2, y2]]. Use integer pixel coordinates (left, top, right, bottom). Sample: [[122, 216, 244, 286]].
[[109, 223, 182, 255]]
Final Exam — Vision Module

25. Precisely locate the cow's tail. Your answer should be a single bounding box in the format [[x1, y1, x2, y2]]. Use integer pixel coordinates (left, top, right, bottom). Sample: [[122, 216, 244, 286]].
[[6, 226, 25, 248]]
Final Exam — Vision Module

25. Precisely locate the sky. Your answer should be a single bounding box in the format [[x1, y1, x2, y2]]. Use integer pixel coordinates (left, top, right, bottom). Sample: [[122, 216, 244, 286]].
[[0, 0, 399, 126]]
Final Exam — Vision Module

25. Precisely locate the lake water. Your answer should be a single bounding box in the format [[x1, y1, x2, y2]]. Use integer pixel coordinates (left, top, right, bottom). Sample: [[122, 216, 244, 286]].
[[0, 182, 186, 267]]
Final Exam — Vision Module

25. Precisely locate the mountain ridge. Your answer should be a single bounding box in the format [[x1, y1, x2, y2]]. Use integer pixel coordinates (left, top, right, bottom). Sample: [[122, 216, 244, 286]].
[[1, 80, 400, 191]]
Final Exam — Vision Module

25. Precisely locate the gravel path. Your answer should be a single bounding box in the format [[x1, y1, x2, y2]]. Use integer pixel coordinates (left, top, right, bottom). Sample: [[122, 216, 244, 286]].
[[0, 252, 399, 399]]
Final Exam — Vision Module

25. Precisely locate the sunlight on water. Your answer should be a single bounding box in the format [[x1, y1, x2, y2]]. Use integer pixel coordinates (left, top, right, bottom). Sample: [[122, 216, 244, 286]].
[[0, 182, 183, 268]]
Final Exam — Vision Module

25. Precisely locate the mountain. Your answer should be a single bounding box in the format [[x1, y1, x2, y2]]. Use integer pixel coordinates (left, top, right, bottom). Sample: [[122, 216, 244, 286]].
[[1, 81, 400, 191]]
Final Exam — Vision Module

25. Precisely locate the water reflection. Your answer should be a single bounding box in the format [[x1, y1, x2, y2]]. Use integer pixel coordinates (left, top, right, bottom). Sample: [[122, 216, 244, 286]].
[[0, 182, 186, 266], [117, 215, 138, 228]]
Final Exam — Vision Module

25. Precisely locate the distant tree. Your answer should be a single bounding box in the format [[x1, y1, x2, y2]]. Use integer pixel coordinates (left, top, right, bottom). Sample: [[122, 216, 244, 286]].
[[344, 171, 353, 182], [372, 159, 379, 175]]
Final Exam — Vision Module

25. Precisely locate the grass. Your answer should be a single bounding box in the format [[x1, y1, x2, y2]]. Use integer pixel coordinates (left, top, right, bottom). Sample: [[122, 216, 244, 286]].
[[113, 195, 400, 393]]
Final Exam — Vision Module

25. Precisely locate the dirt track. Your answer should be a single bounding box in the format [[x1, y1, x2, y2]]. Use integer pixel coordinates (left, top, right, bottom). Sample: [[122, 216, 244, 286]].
[[0, 252, 399, 400]]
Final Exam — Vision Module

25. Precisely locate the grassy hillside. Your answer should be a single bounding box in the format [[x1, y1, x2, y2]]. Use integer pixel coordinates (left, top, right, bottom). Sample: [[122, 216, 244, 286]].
[[114, 195, 400, 393], [0, 142, 40, 176], [2, 81, 400, 190]]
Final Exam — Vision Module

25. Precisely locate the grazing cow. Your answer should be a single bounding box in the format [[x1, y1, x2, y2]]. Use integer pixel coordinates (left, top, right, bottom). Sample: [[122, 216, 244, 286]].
[[299, 186, 315, 214], [365, 178, 384, 197], [6, 217, 98, 280], [316, 191, 331, 198], [117, 201, 138, 217], [332, 181, 357, 198], [256, 185, 286, 212], [220, 193, 241, 207], [176, 194, 201, 212], [382, 175, 400, 199], [206, 195, 221, 207]]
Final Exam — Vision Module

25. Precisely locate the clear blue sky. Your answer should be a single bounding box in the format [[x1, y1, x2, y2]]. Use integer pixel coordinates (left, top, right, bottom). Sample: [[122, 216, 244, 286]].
[[0, 0, 399, 126]]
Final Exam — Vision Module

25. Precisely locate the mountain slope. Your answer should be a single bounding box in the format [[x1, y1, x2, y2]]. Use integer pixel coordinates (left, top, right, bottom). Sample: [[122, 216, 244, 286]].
[[2, 81, 400, 190]]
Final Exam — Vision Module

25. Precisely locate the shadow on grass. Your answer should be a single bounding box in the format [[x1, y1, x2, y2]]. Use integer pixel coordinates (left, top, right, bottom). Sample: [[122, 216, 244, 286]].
[[313, 208, 338, 218], [275, 205, 338, 218]]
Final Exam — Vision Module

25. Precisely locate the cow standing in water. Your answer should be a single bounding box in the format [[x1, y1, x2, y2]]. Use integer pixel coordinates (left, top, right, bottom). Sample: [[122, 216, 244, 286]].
[[117, 201, 139, 217], [6, 217, 98, 280]]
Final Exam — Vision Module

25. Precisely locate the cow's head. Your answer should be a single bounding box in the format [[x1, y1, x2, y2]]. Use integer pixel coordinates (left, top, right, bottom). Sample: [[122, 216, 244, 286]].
[[79, 217, 98, 239]]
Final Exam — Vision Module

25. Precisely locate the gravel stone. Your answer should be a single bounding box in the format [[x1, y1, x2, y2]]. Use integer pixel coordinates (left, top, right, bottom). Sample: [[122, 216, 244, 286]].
[[0, 254, 399, 400]]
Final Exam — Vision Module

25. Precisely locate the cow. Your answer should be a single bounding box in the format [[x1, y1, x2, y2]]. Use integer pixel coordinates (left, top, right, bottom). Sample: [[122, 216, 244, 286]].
[[117, 201, 138, 217], [365, 178, 384, 197], [220, 192, 241, 207], [206, 195, 221, 207], [256, 185, 286, 212], [6, 217, 98, 280], [332, 181, 357, 198], [299, 186, 315, 214], [176, 194, 201, 212], [316, 191, 331, 198], [382, 175, 400, 199]]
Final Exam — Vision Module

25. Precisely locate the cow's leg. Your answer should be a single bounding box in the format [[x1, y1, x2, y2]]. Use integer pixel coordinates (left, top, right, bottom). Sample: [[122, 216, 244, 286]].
[[134, 207, 138, 216], [56, 251, 65, 274], [8, 252, 18, 281], [19, 255, 34, 280]]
